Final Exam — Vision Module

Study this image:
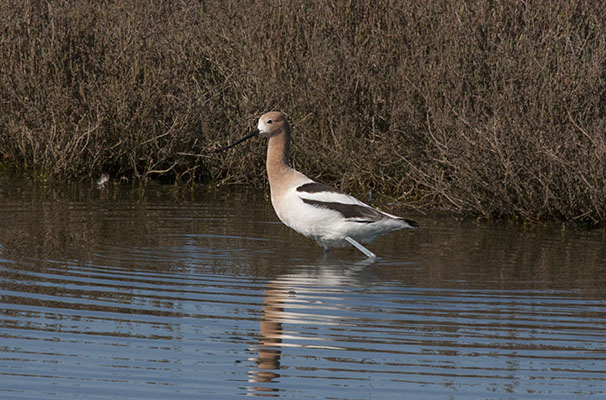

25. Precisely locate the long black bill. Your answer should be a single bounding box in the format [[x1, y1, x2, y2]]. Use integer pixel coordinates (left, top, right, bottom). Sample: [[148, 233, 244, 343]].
[[209, 128, 260, 154]]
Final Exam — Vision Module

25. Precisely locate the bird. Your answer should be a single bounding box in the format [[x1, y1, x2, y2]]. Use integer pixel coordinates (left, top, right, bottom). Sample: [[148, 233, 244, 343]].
[[96, 173, 109, 189], [217, 111, 418, 258]]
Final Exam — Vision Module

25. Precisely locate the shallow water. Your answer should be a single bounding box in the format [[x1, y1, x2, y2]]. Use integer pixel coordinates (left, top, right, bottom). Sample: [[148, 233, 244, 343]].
[[1, 177, 605, 399]]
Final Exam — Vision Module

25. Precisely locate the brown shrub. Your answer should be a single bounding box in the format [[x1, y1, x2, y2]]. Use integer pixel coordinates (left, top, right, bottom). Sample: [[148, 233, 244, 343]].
[[1, 0, 605, 224]]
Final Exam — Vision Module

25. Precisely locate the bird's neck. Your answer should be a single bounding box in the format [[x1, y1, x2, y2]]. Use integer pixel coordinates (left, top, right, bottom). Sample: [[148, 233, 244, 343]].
[[266, 128, 292, 184]]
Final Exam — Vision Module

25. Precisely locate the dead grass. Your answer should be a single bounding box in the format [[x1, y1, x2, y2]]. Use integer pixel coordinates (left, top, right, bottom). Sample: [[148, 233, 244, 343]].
[[1, 0, 605, 224]]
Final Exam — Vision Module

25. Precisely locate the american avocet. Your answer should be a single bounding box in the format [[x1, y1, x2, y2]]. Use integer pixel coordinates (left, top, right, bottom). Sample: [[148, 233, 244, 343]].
[[218, 111, 418, 258]]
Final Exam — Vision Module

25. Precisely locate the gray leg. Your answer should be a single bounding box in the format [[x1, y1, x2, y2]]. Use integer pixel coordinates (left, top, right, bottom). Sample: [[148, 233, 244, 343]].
[[345, 236, 376, 259], [318, 241, 331, 254]]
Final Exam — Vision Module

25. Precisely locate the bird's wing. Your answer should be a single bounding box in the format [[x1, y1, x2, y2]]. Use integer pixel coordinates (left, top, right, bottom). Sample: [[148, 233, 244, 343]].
[[295, 182, 387, 223]]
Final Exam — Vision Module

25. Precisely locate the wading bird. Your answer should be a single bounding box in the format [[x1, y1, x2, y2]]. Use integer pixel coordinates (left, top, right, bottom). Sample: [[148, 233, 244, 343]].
[[213, 112, 418, 258]]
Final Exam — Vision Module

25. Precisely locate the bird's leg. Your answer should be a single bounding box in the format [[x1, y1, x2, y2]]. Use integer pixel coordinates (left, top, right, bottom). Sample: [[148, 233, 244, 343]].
[[345, 236, 376, 259], [318, 241, 331, 254]]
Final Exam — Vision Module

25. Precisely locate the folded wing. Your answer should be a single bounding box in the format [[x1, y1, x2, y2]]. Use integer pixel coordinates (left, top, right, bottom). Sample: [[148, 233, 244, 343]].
[[296, 182, 394, 223]]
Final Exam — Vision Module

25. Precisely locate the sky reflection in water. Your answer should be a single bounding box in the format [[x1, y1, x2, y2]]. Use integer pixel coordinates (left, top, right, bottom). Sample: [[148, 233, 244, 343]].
[[0, 179, 605, 399]]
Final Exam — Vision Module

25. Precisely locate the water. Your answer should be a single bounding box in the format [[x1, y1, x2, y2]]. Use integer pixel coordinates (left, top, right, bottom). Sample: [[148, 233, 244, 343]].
[[1, 177, 605, 399]]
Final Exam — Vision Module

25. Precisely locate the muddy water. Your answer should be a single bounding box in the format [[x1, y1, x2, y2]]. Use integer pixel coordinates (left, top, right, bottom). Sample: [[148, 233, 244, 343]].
[[1, 177, 605, 399]]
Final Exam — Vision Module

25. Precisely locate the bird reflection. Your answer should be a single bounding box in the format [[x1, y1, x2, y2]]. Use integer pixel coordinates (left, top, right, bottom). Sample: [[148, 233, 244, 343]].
[[248, 281, 287, 395], [247, 258, 375, 396]]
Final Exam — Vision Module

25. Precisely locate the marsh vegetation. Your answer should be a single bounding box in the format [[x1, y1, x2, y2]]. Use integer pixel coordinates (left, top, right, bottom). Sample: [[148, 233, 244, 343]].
[[1, 0, 605, 224]]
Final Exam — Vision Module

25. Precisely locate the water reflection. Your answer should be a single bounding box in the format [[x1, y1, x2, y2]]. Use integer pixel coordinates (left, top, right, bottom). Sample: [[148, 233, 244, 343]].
[[249, 281, 284, 395], [246, 259, 606, 399], [249, 260, 375, 395], [1, 177, 605, 399]]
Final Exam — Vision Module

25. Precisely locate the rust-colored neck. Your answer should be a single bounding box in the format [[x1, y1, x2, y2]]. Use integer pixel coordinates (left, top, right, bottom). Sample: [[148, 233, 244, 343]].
[[265, 123, 293, 190]]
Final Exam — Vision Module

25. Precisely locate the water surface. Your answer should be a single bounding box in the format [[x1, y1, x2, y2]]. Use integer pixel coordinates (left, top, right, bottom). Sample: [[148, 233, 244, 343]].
[[1, 177, 605, 399]]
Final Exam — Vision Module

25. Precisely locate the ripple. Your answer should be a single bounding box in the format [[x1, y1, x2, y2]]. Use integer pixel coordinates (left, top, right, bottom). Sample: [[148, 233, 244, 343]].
[[1, 183, 605, 399]]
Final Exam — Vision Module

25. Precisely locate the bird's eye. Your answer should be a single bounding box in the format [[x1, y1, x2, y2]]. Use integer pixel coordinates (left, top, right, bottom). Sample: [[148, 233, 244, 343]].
[[266, 120, 273, 124]]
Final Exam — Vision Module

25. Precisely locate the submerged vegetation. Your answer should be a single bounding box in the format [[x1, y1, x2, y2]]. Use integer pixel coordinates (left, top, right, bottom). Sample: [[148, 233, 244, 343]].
[[1, 0, 605, 224]]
